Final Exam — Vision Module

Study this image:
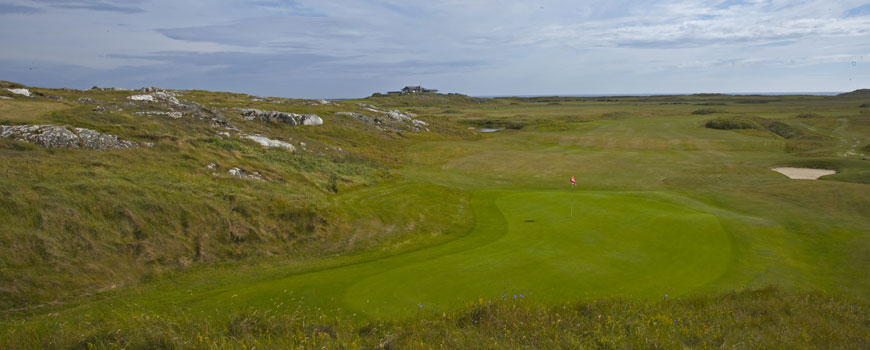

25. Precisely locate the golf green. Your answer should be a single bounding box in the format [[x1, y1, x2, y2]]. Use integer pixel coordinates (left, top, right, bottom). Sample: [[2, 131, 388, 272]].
[[207, 189, 732, 319]]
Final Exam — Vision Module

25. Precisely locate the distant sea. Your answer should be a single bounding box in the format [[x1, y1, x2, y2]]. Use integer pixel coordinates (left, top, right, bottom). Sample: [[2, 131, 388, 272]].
[[474, 92, 844, 98]]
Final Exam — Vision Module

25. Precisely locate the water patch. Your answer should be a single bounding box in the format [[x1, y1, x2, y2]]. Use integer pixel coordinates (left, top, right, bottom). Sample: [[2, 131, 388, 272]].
[[771, 167, 836, 180]]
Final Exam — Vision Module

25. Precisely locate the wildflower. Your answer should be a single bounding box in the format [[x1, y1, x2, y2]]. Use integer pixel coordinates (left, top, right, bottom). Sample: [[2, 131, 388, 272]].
[[519, 294, 524, 299], [419, 304, 423, 309]]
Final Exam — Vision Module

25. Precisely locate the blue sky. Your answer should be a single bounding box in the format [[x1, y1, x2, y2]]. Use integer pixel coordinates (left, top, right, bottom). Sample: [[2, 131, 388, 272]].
[[1, 0, 868, 98]]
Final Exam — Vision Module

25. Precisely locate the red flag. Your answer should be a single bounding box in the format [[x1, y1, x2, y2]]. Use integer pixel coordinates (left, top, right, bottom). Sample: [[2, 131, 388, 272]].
[[570, 176, 575, 185]]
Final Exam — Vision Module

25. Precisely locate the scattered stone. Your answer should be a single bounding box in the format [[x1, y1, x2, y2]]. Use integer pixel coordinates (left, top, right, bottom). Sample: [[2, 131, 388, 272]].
[[0, 124, 141, 150], [218, 132, 231, 138], [92, 86, 132, 91], [76, 97, 97, 104], [7, 88, 31, 97], [301, 99, 333, 105], [227, 167, 264, 181], [243, 134, 295, 151], [206, 163, 218, 170], [93, 105, 105, 112], [208, 117, 239, 132], [135, 111, 183, 119], [0, 96, 11, 100]]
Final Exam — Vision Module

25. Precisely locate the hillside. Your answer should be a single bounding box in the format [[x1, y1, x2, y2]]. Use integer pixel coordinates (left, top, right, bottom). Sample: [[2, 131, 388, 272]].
[[837, 88, 870, 97], [0, 81, 477, 309]]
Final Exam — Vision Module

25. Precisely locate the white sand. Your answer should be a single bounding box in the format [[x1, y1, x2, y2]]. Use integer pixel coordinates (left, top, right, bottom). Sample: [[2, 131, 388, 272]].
[[771, 167, 836, 180]]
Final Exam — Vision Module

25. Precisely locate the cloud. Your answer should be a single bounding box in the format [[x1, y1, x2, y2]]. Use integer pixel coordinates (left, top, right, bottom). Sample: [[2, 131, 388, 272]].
[[155, 16, 378, 50], [0, 4, 44, 15], [2, 0, 869, 97], [32, 0, 145, 14]]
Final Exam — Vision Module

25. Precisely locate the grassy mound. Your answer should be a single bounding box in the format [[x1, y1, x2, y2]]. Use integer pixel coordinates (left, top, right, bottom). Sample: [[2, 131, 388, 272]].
[[704, 116, 760, 130], [795, 112, 823, 118]]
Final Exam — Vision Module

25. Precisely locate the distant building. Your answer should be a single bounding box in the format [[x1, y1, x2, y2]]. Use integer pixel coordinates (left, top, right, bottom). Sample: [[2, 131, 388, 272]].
[[401, 86, 438, 94]]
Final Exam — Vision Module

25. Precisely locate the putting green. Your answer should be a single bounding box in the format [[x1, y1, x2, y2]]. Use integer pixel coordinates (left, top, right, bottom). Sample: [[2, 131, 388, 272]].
[[211, 189, 732, 319]]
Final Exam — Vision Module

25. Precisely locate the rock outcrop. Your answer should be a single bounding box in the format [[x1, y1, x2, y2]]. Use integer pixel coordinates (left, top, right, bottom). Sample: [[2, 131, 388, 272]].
[[336, 104, 429, 132], [243, 134, 295, 151], [0, 124, 143, 150], [126, 90, 239, 131], [237, 108, 323, 126]]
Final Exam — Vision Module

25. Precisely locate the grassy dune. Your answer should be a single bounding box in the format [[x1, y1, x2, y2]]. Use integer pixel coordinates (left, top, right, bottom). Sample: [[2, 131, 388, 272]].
[[1, 84, 869, 348]]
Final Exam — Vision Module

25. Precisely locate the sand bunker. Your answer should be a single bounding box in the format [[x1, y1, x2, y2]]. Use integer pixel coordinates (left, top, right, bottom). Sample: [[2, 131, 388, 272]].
[[771, 167, 836, 180]]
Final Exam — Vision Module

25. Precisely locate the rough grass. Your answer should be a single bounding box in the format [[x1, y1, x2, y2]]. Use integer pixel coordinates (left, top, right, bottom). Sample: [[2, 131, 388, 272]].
[[3, 287, 867, 349]]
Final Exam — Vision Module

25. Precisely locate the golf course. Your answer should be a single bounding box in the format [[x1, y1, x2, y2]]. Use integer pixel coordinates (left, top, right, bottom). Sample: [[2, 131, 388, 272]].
[[1, 84, 869, 348]]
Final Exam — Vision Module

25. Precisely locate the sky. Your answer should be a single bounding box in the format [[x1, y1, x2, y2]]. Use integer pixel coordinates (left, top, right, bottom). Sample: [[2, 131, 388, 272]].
[[0, 0, 869, 98]]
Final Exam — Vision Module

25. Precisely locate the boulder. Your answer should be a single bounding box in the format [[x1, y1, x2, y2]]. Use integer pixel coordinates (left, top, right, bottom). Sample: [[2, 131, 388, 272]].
[[7, 88, 31, 97], [300, 114, 323, 126]]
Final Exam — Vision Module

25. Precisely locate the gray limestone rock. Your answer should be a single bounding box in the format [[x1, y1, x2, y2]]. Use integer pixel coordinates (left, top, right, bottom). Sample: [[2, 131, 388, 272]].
[[0, 124, 141, 150]]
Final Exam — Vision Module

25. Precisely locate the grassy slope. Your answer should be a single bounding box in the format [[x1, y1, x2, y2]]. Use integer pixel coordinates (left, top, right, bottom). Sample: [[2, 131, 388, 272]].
[[1, 86, 869, 348]]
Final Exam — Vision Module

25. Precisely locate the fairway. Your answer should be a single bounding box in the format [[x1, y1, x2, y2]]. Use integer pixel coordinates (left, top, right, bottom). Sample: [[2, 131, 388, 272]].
[[183, 190, 732, 319]]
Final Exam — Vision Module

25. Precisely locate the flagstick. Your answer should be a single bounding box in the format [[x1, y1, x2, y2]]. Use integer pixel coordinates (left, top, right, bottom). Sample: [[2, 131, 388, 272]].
[[570, 184, 575, 218]]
